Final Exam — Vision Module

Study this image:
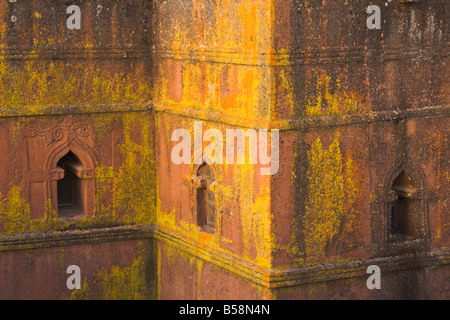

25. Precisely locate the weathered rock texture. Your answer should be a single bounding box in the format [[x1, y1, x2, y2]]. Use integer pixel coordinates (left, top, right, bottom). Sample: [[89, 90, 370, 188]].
[[0, 0, 448, 300]]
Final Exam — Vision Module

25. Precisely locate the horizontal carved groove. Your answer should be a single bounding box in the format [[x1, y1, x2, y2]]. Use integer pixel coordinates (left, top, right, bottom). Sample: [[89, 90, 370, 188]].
[[0, 47, 152, 60], [153, 45, 449, 66], [0, 43, 447, 65]]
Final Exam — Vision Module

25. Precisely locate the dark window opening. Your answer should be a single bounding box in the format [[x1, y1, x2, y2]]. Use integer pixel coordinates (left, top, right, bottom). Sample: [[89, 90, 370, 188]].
[[57, 151, 86, 218], [390, 171, 418, 242], [197, 164, 216, 233]]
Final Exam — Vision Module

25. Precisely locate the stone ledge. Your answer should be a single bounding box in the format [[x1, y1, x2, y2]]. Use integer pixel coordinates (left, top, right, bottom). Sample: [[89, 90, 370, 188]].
[[274, 105, 450, 132], [154, 225, 450, 288], [270, 249, 450, 288], [0, 103, 447, 133], [0, 225, 155, 252], [1, 224, 449, 289], [0, 102, 153, 119], [154, 102, 450, 131]]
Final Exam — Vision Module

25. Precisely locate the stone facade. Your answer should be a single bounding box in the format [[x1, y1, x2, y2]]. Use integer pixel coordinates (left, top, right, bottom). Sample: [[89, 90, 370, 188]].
[[0, 0, 448, 300]]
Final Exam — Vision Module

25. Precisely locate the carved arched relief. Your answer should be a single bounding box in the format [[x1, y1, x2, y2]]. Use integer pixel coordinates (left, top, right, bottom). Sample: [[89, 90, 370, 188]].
[[383, 161, 429, 246], [25, 118, 96, 220], [45, 139, 95, 173], [27, 121, 94, 147]]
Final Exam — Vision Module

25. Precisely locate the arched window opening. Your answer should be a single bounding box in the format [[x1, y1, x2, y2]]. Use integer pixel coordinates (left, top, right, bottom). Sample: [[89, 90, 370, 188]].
[[390, 171, 418, 242], [56, 151, 86, 218], [197, 164, 216, 233]]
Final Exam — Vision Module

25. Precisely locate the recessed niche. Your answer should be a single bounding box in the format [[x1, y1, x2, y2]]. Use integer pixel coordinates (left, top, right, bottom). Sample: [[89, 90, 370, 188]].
[[56, 151, 87, 218]]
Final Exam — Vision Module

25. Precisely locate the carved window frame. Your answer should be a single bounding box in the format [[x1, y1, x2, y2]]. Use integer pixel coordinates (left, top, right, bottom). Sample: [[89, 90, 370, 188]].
[[45, 141, 96, 220], [186, 155, 223, 236], [383, 162, 429, 250]]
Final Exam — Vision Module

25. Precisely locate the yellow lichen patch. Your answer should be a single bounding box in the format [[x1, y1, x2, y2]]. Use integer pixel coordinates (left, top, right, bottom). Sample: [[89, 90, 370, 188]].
[[197, 259, 203, 300], [0, 60, 151, 109], [29, 199, 60, 233], [163, 242, 198, 268], [0, 188, 120, 236], [233, 164, 272, 268], [278, 66, 296, 116], [113, 113, 158, 226], [305, 74, 369, 117], [303, 135, 343, 258], [0, 14, 6, 46], [98, 257, 149, 300], [154, 0, 273, 120], [156, 208, 177, 231], [155, 61, 270, 120], [290, 132, 359, 263], [0, 187, 31, 235], [66, 255, 151, 300], [165, 0, 272, 55], [95, 166, 114, 217], [68, 281, 90, 300]]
